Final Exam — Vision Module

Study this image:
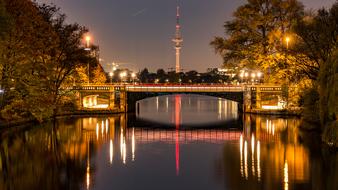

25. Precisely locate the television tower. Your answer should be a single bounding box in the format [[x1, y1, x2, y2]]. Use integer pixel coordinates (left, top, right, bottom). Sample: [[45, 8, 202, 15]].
[[172, 3, 183, 73]]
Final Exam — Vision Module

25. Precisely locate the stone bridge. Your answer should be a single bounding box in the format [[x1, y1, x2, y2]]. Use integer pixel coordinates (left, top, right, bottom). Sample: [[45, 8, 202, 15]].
[[71, 84, 284, 113]]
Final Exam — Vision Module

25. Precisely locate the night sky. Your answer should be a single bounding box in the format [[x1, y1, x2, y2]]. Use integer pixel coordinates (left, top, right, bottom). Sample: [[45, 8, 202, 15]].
[[36, 0, 336, 72]]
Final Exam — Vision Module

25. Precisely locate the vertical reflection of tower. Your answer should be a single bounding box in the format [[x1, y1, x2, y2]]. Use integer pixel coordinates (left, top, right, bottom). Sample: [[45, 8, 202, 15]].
[[175, 95, 181, 129], [172, 2, 183, 73], [175, 95, 181, 175]]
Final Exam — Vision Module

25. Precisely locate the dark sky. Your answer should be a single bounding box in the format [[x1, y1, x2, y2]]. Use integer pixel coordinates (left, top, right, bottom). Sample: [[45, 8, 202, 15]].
[[37, 0, 336, 72]]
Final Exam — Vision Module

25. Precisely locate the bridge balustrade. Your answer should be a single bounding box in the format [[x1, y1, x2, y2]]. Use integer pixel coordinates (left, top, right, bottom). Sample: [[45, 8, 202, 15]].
[[126, 85, 244, 92]]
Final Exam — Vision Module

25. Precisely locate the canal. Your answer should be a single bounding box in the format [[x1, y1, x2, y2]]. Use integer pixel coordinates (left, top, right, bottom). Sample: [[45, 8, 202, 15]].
[[0, 94, 337, 190]]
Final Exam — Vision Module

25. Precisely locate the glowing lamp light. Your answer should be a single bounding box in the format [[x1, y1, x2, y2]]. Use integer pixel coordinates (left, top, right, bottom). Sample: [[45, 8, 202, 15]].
[[120, 72, 127, 78], [109, 72, 114, 77], [85, 36, 91, 42], [84, 35, 91, 50], [285, 36, 291, 49]]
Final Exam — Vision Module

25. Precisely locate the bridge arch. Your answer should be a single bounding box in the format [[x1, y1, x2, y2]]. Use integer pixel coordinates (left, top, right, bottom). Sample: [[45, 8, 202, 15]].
[[126, 91, 244, 112], [81, 93, 111, 109]]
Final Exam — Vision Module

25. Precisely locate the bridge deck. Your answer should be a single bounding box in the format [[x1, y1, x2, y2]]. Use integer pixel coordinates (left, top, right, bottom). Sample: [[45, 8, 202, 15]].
[[70, 84, 282, 93]]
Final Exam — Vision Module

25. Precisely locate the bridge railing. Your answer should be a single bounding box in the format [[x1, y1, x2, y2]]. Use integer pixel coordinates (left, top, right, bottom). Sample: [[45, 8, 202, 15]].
[[125, 85, 245, 92], [66, 84, 283, 93], [70, 85, 113, 91]]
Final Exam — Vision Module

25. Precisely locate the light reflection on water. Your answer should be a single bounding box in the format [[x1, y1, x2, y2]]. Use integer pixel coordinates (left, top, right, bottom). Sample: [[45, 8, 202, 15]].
[[137, 94, 239, 126], [0, 96, 337, 190]]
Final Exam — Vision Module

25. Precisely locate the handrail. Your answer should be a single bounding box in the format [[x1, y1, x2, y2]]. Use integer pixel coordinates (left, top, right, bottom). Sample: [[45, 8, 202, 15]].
[[64, 84, 283, 93]]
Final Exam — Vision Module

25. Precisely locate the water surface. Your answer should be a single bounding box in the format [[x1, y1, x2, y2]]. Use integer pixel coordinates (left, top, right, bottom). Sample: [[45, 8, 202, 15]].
[[0, 95, 337, 190]]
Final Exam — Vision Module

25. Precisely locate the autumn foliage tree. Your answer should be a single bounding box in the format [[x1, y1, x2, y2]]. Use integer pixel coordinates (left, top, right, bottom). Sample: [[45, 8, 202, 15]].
[[0, 0, 100, 121], [293, 3, 337, 142], [92, 65, 107, 84], [211, 0, 304, 83]]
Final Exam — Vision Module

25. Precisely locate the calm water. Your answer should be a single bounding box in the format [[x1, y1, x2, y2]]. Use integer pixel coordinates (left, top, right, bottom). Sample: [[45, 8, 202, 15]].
[[0, 95, 337, 190]]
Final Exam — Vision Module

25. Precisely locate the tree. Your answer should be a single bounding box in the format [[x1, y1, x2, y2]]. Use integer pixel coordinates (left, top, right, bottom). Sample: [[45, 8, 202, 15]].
[[74, 66, 89, 84], [156, 69, 167, 83], [211, 0, 304, 83], [92, 65, 107, 84], [0, 0, 58, 120], [292, 2, 337, 144], [0, 1, 94, 121], [139, 68, 149, 83], [185, 70, 199, 83], [0, 0, 10, 38], [293, 4, 338, 80]]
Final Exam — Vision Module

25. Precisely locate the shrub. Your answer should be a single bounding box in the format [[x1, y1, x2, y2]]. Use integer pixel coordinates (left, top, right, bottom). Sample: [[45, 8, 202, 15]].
[[0, 99, 30, 121], [322, 121, 338, 147], [302, 86, 320, 125]]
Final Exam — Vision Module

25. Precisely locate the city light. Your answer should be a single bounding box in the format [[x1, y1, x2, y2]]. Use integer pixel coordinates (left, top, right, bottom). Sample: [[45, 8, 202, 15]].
[[85, 35, 91, 50], [285, 36, 290, 49], [120, 72, 127, 83], [131, 73, 136, 84], [109, 72, 113, 84], [110, 140, 113, 165]]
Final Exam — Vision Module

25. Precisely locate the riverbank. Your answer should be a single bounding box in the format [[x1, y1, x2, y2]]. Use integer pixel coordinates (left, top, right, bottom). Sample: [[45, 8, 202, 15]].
[[244, 107, 302, 116], [0, 109, 124, 129], [0, 107, 303, 128]]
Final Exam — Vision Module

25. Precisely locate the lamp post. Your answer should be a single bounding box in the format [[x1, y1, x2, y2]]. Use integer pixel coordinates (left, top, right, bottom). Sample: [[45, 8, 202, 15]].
[[131, 73, 136, 84], [240, 73, 244, 84], [257, 72, 262, 83], [285, 36, 291, 108], [120, 72, 126, 84], [109, 72, 113, 84], [251, 73, 256, 84], [285, 37, 290, 50], [244, 72, 249, 84], [85, 35, 91, 85]]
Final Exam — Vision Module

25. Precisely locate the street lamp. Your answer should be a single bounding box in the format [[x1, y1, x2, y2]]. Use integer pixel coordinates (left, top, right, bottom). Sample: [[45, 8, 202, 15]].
[[120, 72, 126, 84], [85, 36, 91, 50], [257, 72, 262, 83], [285, 36, 290, 50], [251, 73, 256, 84], [131, 73, 136, 84], [239, 73, 244, 84], [109, 72, 114, 84], [244, 72, 249, 84], [285, 36, 291, 105], [84, 35, 91, 85]]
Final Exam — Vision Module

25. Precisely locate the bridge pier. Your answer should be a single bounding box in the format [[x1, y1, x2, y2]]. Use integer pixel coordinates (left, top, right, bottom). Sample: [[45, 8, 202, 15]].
[[120, 87, 127, 112], [77, 92, 83, 109], [256, 87, 262, 109], [243, 87, 252, 112], [109, 91, 115, 109]]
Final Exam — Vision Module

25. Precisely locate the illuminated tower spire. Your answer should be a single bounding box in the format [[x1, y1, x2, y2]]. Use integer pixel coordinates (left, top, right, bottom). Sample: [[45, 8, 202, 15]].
[[172, 2, 183, 73]]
